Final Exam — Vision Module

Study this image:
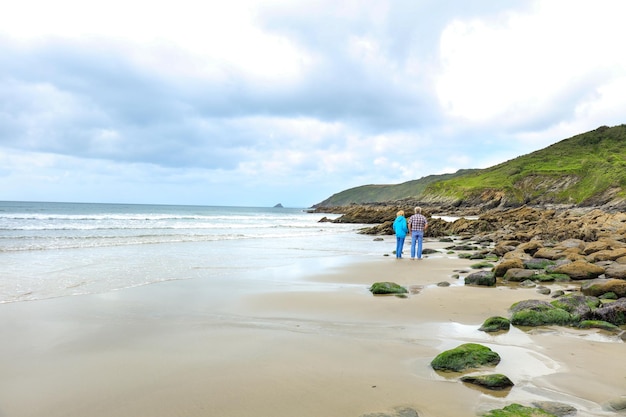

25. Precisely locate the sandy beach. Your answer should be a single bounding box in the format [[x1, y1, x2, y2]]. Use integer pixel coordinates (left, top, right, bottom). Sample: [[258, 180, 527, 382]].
[[0, 239, 624, 417]]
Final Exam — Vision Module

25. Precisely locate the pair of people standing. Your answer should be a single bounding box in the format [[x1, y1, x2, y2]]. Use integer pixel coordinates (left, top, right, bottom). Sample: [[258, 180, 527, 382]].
[[392, 207, 428, 259]]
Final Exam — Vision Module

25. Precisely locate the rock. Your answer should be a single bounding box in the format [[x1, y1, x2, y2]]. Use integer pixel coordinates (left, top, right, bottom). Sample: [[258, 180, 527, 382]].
[[430, 343, 500, 372], [531, 273, 567, 282], [604, 262, 626, 279], [552, 260, 605, 280], [551, 293, 600, 318], [465, 271, 496, 286], [531, 401, 577, 416], [517, 241, 544, 255], [470, 261, 495, 269], [369, 282, 408, 295], [537, 286, 551, 295], [510, 300, 575, 326], [360, 407, 419, 417], [503, 268, 537, 282], [494, 258, 525, 277], [460, 373, 514, 390], [599, 291, 618, 300], [493, 243, 519, 257], [555, 238, 586, 250], [479, 316, 511, 332], [273, 203, 284, 208], [523, 258, 556, 270], [436, 281, 451, 287], [584, 298, 626, 325], [534, 247, 566, 260], [581, 278, 626, 298], [483, 403, 558, 416], [449, 244, 478, 251], [519, 279, 537, 288], [586, 247, 626, 262]]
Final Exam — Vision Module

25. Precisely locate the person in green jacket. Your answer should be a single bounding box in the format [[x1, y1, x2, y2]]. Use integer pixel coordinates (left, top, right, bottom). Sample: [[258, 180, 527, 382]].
[[392, 210, 409, 258]]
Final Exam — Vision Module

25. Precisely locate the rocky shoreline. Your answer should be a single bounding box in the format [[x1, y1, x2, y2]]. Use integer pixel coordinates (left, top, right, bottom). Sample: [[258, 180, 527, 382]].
[[317, 203, 626, 416]]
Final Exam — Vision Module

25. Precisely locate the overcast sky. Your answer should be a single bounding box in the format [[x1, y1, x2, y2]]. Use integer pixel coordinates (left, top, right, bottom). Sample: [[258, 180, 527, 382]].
[[1, 0, 625, 207]]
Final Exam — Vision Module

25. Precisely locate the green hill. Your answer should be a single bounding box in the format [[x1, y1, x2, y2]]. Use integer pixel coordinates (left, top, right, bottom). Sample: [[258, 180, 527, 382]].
[[315, 124, 626, 209], [314, 170, 477, 206]]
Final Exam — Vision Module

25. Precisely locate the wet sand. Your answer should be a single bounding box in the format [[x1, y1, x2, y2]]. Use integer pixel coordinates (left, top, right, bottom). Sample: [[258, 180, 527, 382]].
[[0, 241, 624, 417]]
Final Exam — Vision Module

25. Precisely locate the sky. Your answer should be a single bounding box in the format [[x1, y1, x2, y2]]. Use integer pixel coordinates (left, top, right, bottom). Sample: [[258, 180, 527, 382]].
[[1, 0, 625, 208]]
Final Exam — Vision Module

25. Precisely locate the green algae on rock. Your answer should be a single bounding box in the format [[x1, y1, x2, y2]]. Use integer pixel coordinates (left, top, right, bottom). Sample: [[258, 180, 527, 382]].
[[430, 343, 500, 372], [369, 282, 408, 295], [483, 403, 557, 416], [509, 300, 575, 326], [479, 316, 511, 332]]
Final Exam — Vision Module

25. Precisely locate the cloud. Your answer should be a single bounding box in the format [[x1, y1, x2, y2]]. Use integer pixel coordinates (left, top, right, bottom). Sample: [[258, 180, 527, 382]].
[[0, 0, 625, 206]]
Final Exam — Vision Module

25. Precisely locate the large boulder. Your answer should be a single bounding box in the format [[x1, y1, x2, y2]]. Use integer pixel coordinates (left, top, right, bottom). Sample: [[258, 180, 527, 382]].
[[494, 258, 524, 277], [430, 343, 500, 372], [510, 300, 575, 326], [503, 268, 537, 282], [534, 247, 565, 260], [552, 260, 605, 280], [581, 278, 626, 298]]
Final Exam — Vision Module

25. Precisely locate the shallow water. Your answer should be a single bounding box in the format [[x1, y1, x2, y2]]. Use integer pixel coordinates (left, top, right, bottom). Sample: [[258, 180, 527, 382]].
[[0, 201, 382, 303]]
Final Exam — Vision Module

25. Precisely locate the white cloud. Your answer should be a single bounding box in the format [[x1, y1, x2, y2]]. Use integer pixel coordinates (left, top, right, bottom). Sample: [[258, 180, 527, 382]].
[[1, 1, 625, 206], [1, 0, 310, 83], [435, 0, 626, 127]]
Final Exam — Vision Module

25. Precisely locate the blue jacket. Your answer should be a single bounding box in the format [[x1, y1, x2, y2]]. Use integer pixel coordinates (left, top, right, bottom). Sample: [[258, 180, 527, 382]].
[[393, 215, 409, 238]]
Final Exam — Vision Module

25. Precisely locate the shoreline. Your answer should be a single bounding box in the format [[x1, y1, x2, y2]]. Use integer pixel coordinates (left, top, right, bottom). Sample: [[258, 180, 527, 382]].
[[0, 239, 623, 416]]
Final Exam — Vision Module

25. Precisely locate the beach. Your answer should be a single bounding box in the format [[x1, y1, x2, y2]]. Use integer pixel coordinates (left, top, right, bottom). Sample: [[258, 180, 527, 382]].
[[0, 239, 624, 417]]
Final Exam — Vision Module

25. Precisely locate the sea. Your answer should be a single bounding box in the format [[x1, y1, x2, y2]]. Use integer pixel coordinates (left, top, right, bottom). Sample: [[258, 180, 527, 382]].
[[0, 201, 382, 304]]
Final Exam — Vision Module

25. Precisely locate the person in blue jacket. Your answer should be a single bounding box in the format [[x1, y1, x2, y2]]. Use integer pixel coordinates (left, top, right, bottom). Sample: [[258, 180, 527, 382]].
[[392, 210, 409, 258]]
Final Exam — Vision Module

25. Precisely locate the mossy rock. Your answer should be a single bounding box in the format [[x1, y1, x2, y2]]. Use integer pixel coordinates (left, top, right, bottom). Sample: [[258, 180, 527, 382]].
[[465, 271, 496, 286], [599, 291, 618, 300], [550, 293, 600, 319], [369, 282, 408, 295], [547, 273, 571, 282], [523, 259, 557, 270], [511, 308, 574, 326], [577, 320, 621, 331], [471, 261, 494, 269], [479, 316, 511, 332], [430, 343, 500, 372], [483, 403, 557, 416], [530, 274, 557, 282], [510, 300, 575, 326], [460, 373, 514, 390]]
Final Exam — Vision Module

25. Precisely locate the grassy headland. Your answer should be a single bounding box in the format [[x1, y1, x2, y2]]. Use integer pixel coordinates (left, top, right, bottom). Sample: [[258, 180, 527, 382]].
[[315, 124, 626, 210]]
